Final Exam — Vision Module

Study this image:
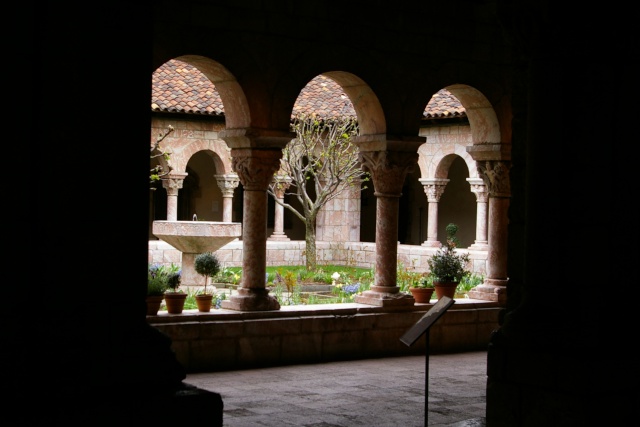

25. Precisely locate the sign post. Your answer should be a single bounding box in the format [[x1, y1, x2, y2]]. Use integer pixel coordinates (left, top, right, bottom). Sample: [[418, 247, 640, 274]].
[[399, 296, 455, 426]]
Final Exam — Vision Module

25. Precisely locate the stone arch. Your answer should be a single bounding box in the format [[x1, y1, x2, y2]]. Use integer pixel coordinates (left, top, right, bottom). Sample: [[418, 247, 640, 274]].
[[272, 46, 389, 138], [416, 84, 498, 180], [168, 139, 232, 176], [287, 72, 381, 243], [418, 137, 478, 180], [412, 84, 496, 251], [174, 54, 251, 130], [435, 153, 466, 179], [182, 149, 229, 222], [321, 71, 386, 136], [150, 56, 241, 226], [445, 84, 501, 144], [151, 56, 240, 174], [433, 149, 478, 180]]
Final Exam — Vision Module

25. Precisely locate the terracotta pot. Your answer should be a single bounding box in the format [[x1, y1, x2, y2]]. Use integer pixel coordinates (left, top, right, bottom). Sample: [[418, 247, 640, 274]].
[[434, 281, 458, 300], [146, 295, 164, 315], [164, 292, 187, 314], [195, 294, 214, 312], [409, 287, 435, 304]]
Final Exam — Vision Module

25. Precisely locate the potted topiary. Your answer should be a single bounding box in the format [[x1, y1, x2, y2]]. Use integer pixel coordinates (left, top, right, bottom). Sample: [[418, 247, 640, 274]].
[[194, 252, 222, 312], [408, 273, 435, 303], [427, 223, 470, 300], [163, 265, 185, 314], [147, 263, 170, 315]]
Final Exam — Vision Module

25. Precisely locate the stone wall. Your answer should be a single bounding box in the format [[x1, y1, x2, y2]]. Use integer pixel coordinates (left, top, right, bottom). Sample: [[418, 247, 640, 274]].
[[148, 239, 489, 276]]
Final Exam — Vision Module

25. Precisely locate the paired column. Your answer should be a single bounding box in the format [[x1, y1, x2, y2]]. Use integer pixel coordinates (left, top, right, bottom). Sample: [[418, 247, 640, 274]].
[[466, 178, 489, 250], [419, 178, 449, 247], [268, 174, 292, 241], [354, 150, 417, 307], [221, 148, 283, 311], [215, 174, 240, 222], [464, 148, 510, 304], [161, 172, 188, 221]]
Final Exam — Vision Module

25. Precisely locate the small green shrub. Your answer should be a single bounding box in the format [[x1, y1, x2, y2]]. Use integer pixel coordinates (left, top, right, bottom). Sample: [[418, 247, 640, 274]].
[[456, 273, 484, 295], [427, 223, 470, 283], [396, 262, 423, 292], [148, 264, 169, 296], [213, 267, 241, 285], [166, 270, 182, 292], [148, 263, 181, 295], [416, 274, 435, 289], [194, 252, 222, 294]]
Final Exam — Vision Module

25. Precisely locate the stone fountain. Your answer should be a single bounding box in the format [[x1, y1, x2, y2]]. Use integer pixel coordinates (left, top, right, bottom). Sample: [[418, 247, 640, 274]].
[[152, 220, 242, 287]]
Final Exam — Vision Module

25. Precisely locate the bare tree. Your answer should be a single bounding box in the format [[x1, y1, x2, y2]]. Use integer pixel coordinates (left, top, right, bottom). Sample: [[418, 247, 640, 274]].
[[150, 125, 174, 187], [268, 114, 369, 271]]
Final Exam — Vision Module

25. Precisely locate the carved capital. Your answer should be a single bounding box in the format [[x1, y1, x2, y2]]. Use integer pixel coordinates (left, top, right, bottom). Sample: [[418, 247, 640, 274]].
[[231, 148, 282, 191], [477, 160, 511, 197], [215, 173, 240, 197], [161, 172, 188, 195], [359, 151, 418, 197], [466, 177, 489, 202], [419, 178, 449, 202], [271, 174, 292, 198]]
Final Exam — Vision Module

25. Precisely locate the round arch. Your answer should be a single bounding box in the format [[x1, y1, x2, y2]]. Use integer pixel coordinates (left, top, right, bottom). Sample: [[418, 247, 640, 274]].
[[322, 71, 386, 136], [167, 139, 232, 176], [175, 54, 252, 130], [445, 84, 501, 144]]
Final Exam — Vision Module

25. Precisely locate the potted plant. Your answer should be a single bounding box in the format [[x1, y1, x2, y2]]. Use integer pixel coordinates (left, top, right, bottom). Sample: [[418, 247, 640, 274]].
[[147, 264, 170, 315], [408, 273, 435, 303], [427, 223, 470, 300], [163, 265, 185, 314], [194, 252, 222, 312]]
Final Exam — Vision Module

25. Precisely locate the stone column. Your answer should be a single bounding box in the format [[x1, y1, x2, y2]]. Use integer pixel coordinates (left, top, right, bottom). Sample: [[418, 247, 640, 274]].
[[268, 174, 292, 241], [221, 148, 283, 311], [354, 150, 417, 307], [465, 144, 511, 305], [466, 178, 489, 250], [215, 173, 240, 222], [161, 172, 188, 221], [419, 178, 449, 247]]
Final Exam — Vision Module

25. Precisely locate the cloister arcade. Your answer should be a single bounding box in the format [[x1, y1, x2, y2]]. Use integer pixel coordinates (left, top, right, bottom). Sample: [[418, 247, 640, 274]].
[[149, 58, 509, 307]]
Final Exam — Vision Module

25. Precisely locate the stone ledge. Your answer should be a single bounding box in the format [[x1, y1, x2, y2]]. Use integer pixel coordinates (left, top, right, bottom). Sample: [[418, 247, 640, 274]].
[[148, 299, 502, 372]]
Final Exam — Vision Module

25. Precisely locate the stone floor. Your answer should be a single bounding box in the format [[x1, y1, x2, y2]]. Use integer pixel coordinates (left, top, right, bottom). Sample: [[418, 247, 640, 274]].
[[185, 350, 487, 427]]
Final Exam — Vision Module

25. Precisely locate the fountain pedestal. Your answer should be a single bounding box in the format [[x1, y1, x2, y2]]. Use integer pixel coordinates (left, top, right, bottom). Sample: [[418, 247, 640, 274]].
[[152, 221, 242, 287]]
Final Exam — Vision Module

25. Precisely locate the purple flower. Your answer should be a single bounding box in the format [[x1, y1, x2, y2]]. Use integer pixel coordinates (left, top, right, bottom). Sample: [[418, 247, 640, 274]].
[[343, 283, 360, 295]]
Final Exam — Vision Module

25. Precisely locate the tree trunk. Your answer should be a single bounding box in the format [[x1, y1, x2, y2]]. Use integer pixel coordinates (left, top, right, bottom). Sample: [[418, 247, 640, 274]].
[[305, 215, 317, 271]]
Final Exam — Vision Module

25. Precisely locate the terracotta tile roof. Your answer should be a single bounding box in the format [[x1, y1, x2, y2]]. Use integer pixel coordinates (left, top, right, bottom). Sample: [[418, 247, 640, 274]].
[[423, 88, 466, 119], [151, 59, 465, 120], [291, 75, 355, 119], [152, 60, 225, 115]]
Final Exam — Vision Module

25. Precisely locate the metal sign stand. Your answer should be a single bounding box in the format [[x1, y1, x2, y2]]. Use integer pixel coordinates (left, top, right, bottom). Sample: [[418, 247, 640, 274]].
[[399, 296, 455, 426]]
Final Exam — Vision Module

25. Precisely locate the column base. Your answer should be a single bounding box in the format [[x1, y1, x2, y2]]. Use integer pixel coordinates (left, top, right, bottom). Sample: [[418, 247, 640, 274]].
[[468, 242, 488, 251], [421, 240, 442, 247], [355, 288, 415, 307], [221, 287, 281, 311], [467, 279, 507, 305], [267, 233, 290, 241]]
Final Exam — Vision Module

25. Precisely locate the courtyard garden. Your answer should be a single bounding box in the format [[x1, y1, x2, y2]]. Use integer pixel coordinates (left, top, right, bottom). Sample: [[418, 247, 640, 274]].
[[150, 263, 485, 312]]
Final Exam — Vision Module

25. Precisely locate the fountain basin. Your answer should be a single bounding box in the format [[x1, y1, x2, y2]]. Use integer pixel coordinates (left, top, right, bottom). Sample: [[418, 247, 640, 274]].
[[152, 221, 242, 287], [152, 220, 241, 253]]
